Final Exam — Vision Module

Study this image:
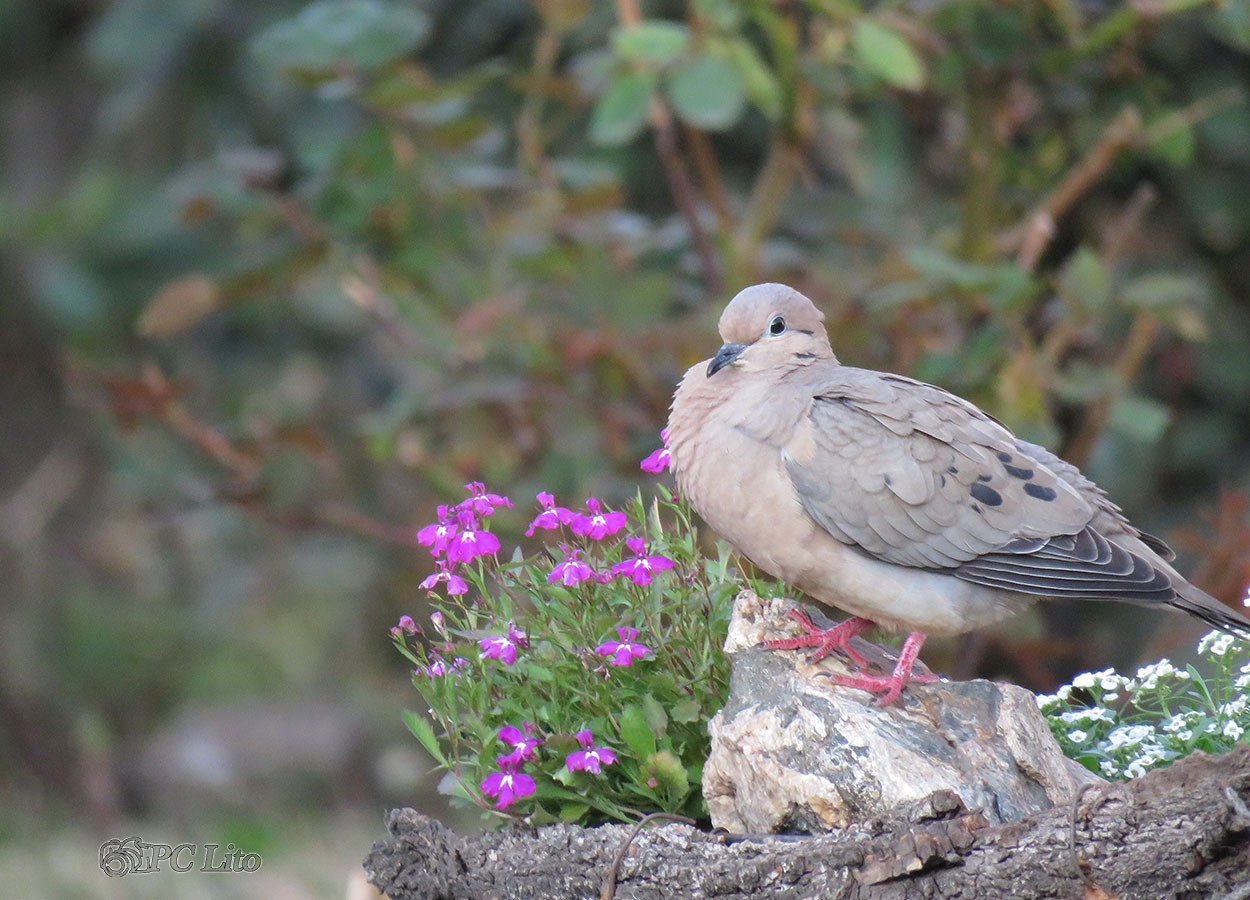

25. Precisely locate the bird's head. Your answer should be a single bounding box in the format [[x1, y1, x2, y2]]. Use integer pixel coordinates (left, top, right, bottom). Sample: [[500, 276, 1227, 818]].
[[707, 283, 836, 378]]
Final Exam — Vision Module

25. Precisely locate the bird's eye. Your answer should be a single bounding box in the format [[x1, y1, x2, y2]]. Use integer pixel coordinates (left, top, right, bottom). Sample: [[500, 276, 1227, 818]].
[[768, 316, 786, 336]]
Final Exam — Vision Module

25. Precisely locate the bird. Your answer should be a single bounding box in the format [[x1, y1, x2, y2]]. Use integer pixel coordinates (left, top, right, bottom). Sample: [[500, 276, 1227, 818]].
[[666, 282, 1250, 705]]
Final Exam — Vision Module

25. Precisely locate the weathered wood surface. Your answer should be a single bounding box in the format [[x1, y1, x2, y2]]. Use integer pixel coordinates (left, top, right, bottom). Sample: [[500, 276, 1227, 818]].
[[364, 746, 1250, 899]]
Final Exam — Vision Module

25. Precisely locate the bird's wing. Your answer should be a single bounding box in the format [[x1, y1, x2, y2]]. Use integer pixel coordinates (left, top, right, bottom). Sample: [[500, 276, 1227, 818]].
[[783, 368, 1176, 603]]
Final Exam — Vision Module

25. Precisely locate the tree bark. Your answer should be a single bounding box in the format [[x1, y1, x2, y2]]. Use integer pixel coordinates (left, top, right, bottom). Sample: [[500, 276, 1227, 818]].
[[364, 745, 1250, 899]]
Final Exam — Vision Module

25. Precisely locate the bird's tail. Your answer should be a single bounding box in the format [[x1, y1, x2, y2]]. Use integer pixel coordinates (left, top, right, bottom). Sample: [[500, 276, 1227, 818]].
[[1174, 581, 1250, 642]]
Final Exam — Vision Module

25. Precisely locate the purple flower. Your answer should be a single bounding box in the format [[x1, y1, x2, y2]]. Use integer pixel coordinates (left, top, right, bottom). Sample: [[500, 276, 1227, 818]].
[[479, 622, 529, 667], [570, 497, 628, 541], [416, 505, 458, 557], [565, 729, 617, 774], [429, 610, 446, 636], [548, 546, 594, 586], [420, 561, 469, 596], [497, 722, 542, 766], [390, 615, 421, 638], [596, 626, 653, 667], [459, 482, 513, 518], [480, 762, 536, 810], [640, 429, 671, 473], [610, 536, 675, 586], [525, 491, 577, 536], [419, 655, 468, 679], [446, 509, 502, 564]]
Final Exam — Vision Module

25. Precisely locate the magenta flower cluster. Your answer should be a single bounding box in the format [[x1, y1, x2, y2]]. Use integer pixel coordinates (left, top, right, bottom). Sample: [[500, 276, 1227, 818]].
[[639, 428, 671, 474], [479, 622, 528, 666], [479, 722, 620, 811], [596, 626, 653, 667], [398, 458, 679, 815]]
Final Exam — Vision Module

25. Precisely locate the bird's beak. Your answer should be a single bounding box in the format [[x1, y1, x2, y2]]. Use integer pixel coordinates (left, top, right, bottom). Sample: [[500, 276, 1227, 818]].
[[707, 342, 747, 377]]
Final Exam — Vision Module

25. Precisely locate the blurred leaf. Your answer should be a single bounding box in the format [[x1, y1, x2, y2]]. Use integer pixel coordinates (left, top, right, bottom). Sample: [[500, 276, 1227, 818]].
[[1208, 2, 1250, 52], [666, 55, 746, 130], [252, 0, 430, 75], [646, 749, 689, 795], [1149, 120, 1195, 167], [728, 39, 783, 120], [670, 698, 701, 723], [1122, 272, 1206, 309], [693, 0, 743, 30], [962, 3, 1028, 67], [533, 0, 590, 33], [136, 273, 221, 337], [851, 19, 925, 90], [610, 21, 690, 66], [1109, 395, 1172, 443], [403, 710, 447, 765], [1057, 247, 1111, 317], [618, 702, 657, 758], [641, 694, 669, 739], [589, 73, 653, 145]]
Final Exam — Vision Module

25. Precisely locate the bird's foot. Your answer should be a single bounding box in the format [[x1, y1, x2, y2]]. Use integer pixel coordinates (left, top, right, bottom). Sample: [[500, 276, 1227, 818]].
[[820, 630, 929, 707], [761, 610, 875, 669]]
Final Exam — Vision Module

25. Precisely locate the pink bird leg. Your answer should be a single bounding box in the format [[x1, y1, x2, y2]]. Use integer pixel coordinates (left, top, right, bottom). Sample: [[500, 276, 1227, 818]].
[[764, 609, 937, 706]]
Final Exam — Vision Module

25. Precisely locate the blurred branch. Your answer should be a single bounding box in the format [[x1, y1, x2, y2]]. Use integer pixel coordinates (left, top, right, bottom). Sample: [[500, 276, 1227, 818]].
[[83, 363, 423, 550], [731, 137, 800, 277], [1003, 86, 1242, 272], [1001, 106, 1143, 271], [1138, 85, 1244, 148], [683, 124, 733, 233], [1061, 310, 1159, 468], [613, 0, 723, 296], [960, 76, 1005, 263], [517, 26, 562, 180]]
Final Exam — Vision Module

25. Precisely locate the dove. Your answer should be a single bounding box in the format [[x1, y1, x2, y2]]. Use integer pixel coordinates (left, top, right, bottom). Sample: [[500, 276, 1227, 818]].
[[667, 283, 1250, 705]]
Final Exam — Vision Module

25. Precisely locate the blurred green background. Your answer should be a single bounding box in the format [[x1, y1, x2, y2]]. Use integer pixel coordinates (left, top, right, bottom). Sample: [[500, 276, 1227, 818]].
[[3, 0, 1250, 895]]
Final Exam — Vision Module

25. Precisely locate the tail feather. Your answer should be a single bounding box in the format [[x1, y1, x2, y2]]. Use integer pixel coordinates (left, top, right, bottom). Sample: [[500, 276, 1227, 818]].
[[1174, 582, 1250, 641]]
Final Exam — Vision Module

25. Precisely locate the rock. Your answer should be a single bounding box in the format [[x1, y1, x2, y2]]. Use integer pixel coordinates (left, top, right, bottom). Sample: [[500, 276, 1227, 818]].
[[703, 589, 1101, 834]]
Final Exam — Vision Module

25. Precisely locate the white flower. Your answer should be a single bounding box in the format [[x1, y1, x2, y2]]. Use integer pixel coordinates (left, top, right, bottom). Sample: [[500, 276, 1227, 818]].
[[1100, 761, 1120, 777], [1106, 724, 1155, 751], [1222, 720, 1245, 740], [1072, 672, 1097, 689], [1219, 697, 1248, 718], [1135, 659, 1177, 691], [1206, 634, 1236, 658], [1099, 673, 1129, 692], [1198, 630, 1222, 655], [1059, 707, 1114, 725], [1067, 729, 1088, 743]]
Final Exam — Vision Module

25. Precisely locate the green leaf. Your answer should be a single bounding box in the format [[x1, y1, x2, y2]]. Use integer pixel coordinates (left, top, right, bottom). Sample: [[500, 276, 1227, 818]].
[[1150, 122, 1195, 167], [851, 19, 925, 90], [403, 710, 447, 765], [647, 750, 690, 796], [1122, 272, 1206, 309], [670, 698, 702, 723], [559, 802, 591, 822], [666, 55, 746, 130], [641, 694, 669, 739], [611, 21, 691, 65], [618, 703, 657, 758], [1109, 395, 1172, 443], [252, 0, 430, 75], [1057, 246, 1111, 316], [590, 73, 653, 146], [728, 40, 783, 120], [525, 664, 556, 682]]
